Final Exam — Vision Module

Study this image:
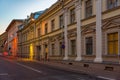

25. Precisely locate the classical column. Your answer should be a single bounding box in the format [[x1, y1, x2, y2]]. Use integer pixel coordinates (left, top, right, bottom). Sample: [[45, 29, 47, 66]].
[[94, 0, 102, 62], [75, 0, 82, 61], [63, 8, 69, 60]]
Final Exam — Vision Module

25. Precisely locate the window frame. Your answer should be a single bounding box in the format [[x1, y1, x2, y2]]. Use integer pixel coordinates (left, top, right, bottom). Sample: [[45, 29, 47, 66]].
[[85, 37, 93, 55], [70, 39, 76, 56], [37, 28, 41, 37], [70, 8, 76, 24], [45, 23, 48, 34], [85, 0, 93, 18], [59, 14, 64, 28], [107, 32, 118, 55], [51, 19, 55, 31], [107, 0, 119, 9]]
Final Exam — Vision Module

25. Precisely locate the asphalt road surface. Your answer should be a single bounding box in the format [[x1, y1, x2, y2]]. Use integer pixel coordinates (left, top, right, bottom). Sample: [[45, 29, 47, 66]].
[[0, 57, 106, 80]]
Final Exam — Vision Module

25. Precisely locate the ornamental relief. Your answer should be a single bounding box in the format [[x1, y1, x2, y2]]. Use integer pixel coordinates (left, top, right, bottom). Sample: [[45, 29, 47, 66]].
[[81, 26, 95, 35], [68, 29, 76, 38], [49, 36, 56, 42], [56, 34, 63, 40], [102, 20, 120, 30]]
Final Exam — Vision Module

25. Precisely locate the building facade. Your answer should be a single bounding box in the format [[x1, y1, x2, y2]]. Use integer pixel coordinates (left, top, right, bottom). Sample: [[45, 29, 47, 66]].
[[18, 0, 120, 63], [17, 11, 44, 59], [6, 19, 23, 56], [0, 32, 8, 55]]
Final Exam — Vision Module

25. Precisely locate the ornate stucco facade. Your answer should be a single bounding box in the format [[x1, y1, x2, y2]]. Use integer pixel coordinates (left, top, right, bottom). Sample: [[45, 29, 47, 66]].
[[18, 0, 120, 63]]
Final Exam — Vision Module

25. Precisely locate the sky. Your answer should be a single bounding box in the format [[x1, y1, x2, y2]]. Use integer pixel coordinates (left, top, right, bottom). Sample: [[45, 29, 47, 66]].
[[0, 0, 57, 35]]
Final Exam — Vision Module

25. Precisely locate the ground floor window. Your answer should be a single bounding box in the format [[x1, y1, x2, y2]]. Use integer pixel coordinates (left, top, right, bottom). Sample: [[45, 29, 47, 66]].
[[108, 32, 118, 55], [52, 44, 55, 56], [86, 37, 93, 55], [59, 42, 64, 56], [71, 40, 76, 55]]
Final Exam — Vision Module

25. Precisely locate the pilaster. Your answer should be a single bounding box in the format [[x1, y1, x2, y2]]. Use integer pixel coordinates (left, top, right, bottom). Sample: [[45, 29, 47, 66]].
[[94, 0, 103, 63], [75, 0, 82, 61], [63, 8, 69, 60]]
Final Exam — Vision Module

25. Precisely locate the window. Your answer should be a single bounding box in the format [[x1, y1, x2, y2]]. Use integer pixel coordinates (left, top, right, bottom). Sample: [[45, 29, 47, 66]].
[[59, 42, 64, 56], [51, 19, 55, 31], [52, 44, 55, 55], [37, 28, 41, 37], [107, 0, 119, 9], [71, 40, 76, 55], [70, 8, 75, 24], [59, 14, 64, 28], [108, 33, 118, 55], [86, 37, 93, 55], [45, 23, 48, 34], [85, 0, 92, 18]]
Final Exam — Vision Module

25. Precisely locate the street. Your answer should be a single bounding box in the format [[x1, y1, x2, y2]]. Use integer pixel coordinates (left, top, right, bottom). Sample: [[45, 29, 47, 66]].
[[0, 57, 105, 80]]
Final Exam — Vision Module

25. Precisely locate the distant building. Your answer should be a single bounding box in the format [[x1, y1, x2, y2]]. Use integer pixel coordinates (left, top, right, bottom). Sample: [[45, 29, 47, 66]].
[[17, 10, 44, 58], [6, 19, 23, 56], [0, 32, 7, 55]]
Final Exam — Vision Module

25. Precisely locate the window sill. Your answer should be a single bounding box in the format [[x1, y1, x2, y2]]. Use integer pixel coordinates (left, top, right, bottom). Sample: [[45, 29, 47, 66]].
[[81, 15, 96, 22], [67, 22, 77, 27]]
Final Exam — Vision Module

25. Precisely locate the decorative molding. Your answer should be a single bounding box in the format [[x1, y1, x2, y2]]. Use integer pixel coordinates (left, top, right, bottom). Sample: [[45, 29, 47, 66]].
[[102, 20, 120, 30], [82, 26, 95, 34]]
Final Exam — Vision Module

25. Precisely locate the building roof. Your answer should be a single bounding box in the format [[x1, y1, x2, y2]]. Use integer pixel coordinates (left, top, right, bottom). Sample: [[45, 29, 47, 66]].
[[6, 19, 24, 31], [32, 10, 45, 19]]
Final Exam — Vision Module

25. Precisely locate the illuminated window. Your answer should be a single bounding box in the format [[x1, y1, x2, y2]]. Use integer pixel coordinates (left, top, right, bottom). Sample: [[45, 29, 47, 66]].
[[59, 42, 64, 56], [70, 8, 75, 24], [108, 32, 118, 55], [85, 0, 92, 18], [30, 44, 33, 60], [107, 0, 119, 9]]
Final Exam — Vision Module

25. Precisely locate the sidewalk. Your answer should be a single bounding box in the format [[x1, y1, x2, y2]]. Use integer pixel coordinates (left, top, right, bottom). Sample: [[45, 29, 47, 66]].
[[15, 58, 120, 80], [34, 60, 120, 80]]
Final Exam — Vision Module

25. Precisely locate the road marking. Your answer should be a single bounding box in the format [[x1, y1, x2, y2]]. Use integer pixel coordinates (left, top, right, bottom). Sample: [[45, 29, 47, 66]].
[[97, 76, 116, 80], [16, 63, 42, 73], [0, 73, 8, 76]]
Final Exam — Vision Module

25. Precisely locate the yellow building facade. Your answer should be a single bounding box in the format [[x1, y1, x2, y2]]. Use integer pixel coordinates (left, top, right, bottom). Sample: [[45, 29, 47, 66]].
[[18, 0, 120, 63]]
